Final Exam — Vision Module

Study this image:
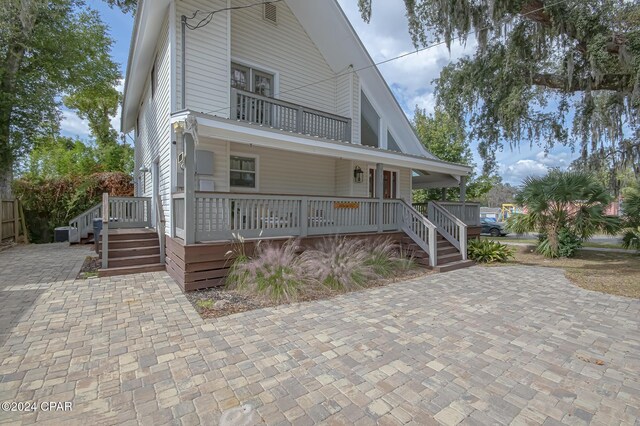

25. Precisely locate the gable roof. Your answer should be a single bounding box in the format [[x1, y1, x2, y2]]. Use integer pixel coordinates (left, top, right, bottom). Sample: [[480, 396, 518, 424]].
[[122, 0, 440, 161]]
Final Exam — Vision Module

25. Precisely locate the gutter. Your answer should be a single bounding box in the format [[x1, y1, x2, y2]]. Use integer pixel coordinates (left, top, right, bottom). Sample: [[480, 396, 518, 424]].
[[120, 0, 145, 133]]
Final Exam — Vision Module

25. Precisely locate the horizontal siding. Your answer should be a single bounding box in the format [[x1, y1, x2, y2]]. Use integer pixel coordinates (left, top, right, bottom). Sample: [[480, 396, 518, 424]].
[[135, 14, 172, 228], [230, 0, 338, 114], [176, 0, 229, 117], [230, 143, 337, 196], [196, 138, 230, 193], [352, 73, 361, 144], [335, 159, 352, 197]]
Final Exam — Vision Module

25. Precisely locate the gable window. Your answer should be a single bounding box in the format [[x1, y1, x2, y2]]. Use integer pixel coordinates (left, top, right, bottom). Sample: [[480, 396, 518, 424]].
[[230, 155, 257, 189], [151, 58, 157, 99], [231, 63, 273, 97], [361, 91, 380, 148]]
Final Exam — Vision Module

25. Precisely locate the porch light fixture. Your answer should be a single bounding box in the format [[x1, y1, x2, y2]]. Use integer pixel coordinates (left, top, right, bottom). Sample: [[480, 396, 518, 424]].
[[139, 166, 150, 173], [353, 166, 364, 183]]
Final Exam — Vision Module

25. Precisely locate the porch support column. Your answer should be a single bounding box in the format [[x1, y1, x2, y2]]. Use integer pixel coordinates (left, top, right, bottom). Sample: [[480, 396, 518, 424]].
[[376, 163, 383, 233], [183, 132, 196, 245]]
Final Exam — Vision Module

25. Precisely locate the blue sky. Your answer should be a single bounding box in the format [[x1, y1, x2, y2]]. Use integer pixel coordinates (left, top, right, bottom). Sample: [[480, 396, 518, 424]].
[[60, 0, 578, 185]]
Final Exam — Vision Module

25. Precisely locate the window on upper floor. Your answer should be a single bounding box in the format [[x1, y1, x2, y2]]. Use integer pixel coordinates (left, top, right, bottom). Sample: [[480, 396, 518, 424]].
[[231, 63, 273, 97]]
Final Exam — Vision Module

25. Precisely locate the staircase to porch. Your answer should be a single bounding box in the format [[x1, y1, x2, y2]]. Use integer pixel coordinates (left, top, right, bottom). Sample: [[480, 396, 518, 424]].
[[71, 193, 167, 278], [401, 233, 474, 272], [98, 229, 165, 277]]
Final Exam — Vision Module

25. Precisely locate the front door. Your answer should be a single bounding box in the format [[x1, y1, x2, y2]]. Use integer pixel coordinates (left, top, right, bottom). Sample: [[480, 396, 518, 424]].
[[369, 169, 398, 199]]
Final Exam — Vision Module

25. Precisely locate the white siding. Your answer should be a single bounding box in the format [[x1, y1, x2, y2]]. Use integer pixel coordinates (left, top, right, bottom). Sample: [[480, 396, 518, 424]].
[[134, 14, 172, 228], [175, 0, 230, 117], [335, 159, 352, 197], [230, 0, 337, 114], [195, 138, 230, 193], [352, 73, 361, 144]]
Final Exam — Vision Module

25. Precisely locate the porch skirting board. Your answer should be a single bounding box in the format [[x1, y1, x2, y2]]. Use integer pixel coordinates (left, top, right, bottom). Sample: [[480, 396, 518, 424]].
[[166, 232, 406, 292], [467, 226, 481, 240]]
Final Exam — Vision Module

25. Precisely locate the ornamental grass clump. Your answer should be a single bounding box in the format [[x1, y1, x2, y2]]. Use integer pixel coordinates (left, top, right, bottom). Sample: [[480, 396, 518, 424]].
[[303, 237, 376, 292], [365, 237, 416, 276], [226, 239, 315, 303]]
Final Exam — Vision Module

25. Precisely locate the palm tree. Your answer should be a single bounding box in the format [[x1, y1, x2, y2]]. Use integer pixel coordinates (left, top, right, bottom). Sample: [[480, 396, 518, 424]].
[[507, 170, 621, 257], [621, 183, 640, 251]]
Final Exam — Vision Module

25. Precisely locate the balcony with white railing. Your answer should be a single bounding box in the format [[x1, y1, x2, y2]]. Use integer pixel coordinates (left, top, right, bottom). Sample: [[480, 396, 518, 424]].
[[230, 88, 352, 142]]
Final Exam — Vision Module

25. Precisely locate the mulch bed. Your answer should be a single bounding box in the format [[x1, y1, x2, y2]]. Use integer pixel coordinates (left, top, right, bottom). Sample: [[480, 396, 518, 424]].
[[186, 268, 433, 319], [77, 256, 100, 279]]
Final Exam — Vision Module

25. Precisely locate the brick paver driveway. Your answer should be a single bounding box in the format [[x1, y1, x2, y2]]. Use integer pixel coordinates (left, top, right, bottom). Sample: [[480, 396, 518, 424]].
[[0, 244, 639, 425]]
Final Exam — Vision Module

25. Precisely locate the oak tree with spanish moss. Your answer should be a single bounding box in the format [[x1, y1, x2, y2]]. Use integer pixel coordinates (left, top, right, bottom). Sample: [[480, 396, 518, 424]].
[[359, 0, 640, 184]]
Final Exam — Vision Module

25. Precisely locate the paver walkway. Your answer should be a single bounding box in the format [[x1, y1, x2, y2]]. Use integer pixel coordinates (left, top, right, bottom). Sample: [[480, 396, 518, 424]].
[[0, 244, 639, 425]]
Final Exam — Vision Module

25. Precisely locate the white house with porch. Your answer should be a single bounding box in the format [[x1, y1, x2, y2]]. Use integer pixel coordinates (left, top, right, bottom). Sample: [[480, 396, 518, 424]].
[[70, 0, 480, 289]]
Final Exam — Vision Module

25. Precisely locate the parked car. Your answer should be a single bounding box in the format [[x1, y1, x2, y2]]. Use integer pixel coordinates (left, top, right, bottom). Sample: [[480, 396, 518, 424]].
[[481, 218, 508, 237]]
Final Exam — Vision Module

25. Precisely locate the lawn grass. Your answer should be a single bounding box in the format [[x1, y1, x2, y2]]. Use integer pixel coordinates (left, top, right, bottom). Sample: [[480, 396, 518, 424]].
[[480, 235, 623, 249], [486, 245, 640, 299]]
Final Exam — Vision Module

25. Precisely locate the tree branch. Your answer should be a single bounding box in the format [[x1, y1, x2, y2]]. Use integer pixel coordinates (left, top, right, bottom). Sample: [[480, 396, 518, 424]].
[[532, 73, 631, 92]]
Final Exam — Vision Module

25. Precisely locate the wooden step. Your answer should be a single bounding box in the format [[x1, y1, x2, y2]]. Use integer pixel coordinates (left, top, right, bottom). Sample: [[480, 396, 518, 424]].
[[100, 230, 157, 242], [98, 263, 165, 278], [101, 246, 160, 258], [433, 260, 475, 273], [108, 254, 161, 268], [437, 252, 463, 265], [437, 245, 459, 255], [99, 238, 159, 250]]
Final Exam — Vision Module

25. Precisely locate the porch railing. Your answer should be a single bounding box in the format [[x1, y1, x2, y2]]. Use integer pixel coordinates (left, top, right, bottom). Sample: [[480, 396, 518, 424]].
[[69, 203, 102, 243], [437, 202, 481, 226], [428, 202, 467, 260], [398, 201, 437, 266], [231, 88, 352, 142], [173, 193, 438, 267], [100, 194, 152, 269]]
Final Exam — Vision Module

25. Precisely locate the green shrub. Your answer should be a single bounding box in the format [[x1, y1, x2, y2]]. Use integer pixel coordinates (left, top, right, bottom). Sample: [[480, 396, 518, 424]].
[[467, 239, 515, 263], [13, 172, 133, 243], [536, 228, 583, 258]]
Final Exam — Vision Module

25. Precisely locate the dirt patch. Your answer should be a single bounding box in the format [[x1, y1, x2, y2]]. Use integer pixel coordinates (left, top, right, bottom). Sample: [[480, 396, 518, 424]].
[[483, 245, 640, 299], [186, 268, 434, 319], [77, 256, 100, 279]]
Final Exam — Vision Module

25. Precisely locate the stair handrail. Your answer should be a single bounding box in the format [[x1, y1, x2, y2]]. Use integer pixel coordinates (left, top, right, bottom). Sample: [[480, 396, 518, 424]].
[[428, 201, 468, 260], [155, 194, 166, 266], [102, 193, 110, 269], [397, 200, 438, 267], [68, 202, 103, 244]]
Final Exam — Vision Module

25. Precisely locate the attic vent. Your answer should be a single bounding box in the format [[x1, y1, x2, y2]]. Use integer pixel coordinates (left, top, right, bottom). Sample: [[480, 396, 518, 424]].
[[263, 2, 277, 24]]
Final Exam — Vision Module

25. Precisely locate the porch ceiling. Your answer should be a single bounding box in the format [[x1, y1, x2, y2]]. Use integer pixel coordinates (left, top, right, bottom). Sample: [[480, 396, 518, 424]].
[[172, 111, 472, 177], [412, 172, 461, 189]]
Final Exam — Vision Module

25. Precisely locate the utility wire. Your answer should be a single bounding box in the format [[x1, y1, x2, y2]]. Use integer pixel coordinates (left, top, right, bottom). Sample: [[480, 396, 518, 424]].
[[196, 0, 568, 118], [184, 0, 283, 30]]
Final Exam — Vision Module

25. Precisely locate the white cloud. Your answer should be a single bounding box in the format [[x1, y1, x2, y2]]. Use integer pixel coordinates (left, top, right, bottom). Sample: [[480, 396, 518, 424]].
[[499, 149, 577, 185], [60, 109, 91, 138], [500, 159, 549, 185]]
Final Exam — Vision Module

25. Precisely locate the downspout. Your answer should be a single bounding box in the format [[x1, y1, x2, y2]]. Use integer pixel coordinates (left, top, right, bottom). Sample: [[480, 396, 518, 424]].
[[181, 15, 186, 110]]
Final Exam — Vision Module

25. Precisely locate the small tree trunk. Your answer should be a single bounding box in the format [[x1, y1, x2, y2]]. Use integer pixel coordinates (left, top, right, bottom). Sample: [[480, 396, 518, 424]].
[[547, 224, 559, 257], [0, 167, 12, 198]]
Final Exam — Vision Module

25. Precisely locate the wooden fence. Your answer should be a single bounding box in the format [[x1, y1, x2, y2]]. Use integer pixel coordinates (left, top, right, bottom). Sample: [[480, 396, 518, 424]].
[[0, 197, 27, 243]]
